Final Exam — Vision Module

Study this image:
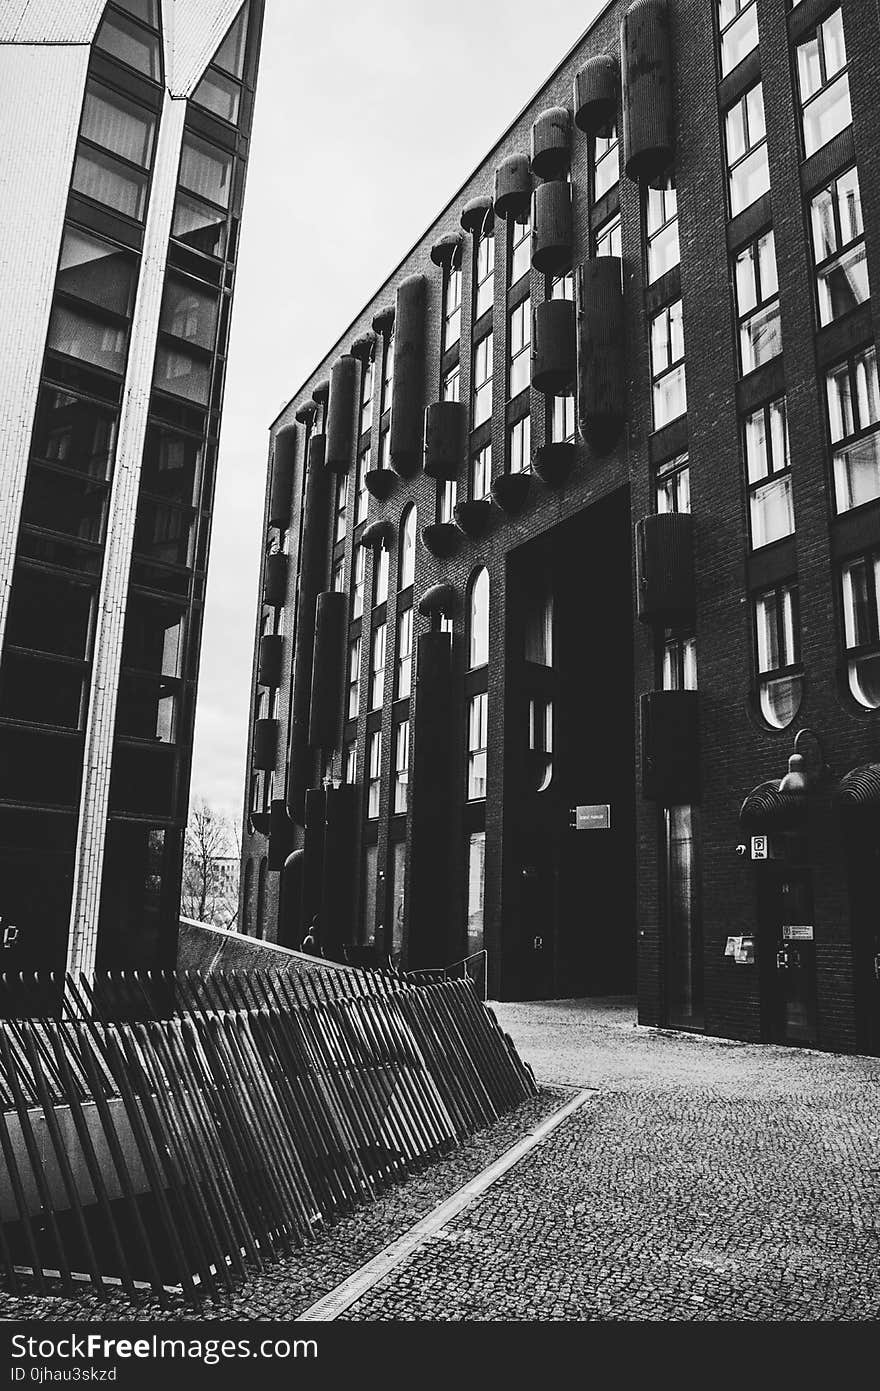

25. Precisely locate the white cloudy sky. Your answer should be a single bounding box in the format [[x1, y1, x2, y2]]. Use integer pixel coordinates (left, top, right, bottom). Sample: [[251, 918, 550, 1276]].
[[191, 0, 604, 822]]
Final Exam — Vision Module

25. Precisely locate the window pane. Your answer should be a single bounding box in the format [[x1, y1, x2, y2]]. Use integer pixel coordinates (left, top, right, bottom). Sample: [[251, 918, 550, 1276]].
[[725, 101, 746, 164], [5, 567, 94, 658], [192, 68, 241, 124], [95, 10, 161, 79], [730, 142, 770, 217], [721, 3, 759, 77], [741, 301, 781, 373], [81, 83, 155, 166], [797, 34, 822, 101], [160, 277, 219, 350], [214, 3, 249, 77], [833, 432, 880, 511], [854, 347, 880, 426], [760, 674, 802, 728], [822, 8, 847, 77], [47, 302, 129, 373], [32, 386, 117, 480], [142, 424, 202, 504], [153, 345, 211, 403], [133, 500, 194, 567], [648, 219, 680, 283], [172, 193, 228, 258], [654, 363, 687, 428], [751, 474, 794, 546], [848, 654, 880, 709], [0, 653, 85, 730], [179, 134, 233, 208], [469, 569, 489, 668], [72, 146, 147, 220], [803, 72, 851, 157], [817, 243, 869, 325], [22, 466, 107, 544], [56, 229, 137, 317], [826, 361, 854, 441], [466, 831, 486, 956]]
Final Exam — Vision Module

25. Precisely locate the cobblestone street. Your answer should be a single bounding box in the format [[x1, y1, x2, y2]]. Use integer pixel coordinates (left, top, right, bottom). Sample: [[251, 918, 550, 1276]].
[[344, 999, 880, 1321]]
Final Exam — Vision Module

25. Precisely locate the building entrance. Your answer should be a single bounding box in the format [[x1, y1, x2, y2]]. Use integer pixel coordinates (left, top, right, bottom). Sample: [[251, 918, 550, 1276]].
[[757, 847, 818, 1046], [845, 816, 880, 1056]]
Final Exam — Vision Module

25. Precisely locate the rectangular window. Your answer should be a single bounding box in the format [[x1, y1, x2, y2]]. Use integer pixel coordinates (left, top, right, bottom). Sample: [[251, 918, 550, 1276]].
[[550, 393, 575, 444], [724, 83, 769, 218], [509, 415, 531, 473], [374, 544, 389, 606], [754, 582, 803, 727], [662, 633, 698, 691], [335, 472, 347, 541], [378, 426, 391, 470], [719, 0, 759, 79], [796, 8, 851, 158], [370, 622, 386, 709], [472, 443, 491, 500], [390, 838, 406, 958], [355, 450, 369, 523], [475, 232, 495, 318], [442, 364, 461, 403], [734, 230, 781, 375], [655, 453, 691, 513], [528, 696, 553, 792], [508, 301, 530, 399], [179, 132, 233, 209], [744, 397, 794, 547], [650, 299, 686, 428], [397, 604, 413, 699], [352, 544, 365, 619], [510, 214, 530, 285], [193, 67, 241, 125], [593, 128, 619, 201], [359, 357, 374, 435], [473, 333, 493, 427], [362, 843, 378, 943], [159, 275, 219, 351], [595, 213, 622, 261], [809, 166, 869, 327], [33, 386, 118, 482], [47, 303, 129, 375], [444, 251, 462, 352], [56, 228, 138, 320], [152, 345, 211, 404], [347, 637, 361, 719], [840, 552, 880, 708], [439, 478, 457, 523], [382, 332, 394, 409], [826, 346, 880, 512], [467, 691, 488, 800], [466, 831, 486, 958], [664, 805, 704, 1031], [646, 185, 679, 283], [550, 272, 575, 300], [95, 6, 161, 78], [367, 730, 382, 819], [393, 719, 409, 814], [344, 741, 357, 785], [332, 556, 344, 593]]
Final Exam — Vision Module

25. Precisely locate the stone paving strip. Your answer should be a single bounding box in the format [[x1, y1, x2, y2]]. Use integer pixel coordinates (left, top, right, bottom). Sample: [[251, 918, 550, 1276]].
[[299, 1087, 595, 1320]]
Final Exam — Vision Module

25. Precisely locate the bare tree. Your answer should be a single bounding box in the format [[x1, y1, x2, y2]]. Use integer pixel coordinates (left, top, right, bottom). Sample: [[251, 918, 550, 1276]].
[[180, 798, 239, 927]]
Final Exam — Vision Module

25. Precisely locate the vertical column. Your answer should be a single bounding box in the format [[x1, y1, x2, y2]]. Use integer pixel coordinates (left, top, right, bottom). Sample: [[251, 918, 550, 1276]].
[[66, 94, 187, 978]]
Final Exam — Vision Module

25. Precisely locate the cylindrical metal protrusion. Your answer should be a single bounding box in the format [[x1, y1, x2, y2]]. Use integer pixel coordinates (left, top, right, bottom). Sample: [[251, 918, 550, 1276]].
[[532, 299, 575, 395], [350, 330, 375, 362], [640, 690, 700, 804], [578, 257, 625, 451], [493, 153, 531, 220], [308, 590, 348, 751], [258, 633, 283, 689], [325, 354, 358, 473], [268, 797, 294, 871], [574, 54, 619, 136], [287, 435, 330, 822], [372, 303, 395, 336], [301, 788, 326, 931], [268, 422, 296, 526], [531, 181, 572, 275], [621, 0, 675, 187], [295, 400, 317, 426], [423, 400, 467, 481], [430, 232, 462, 266], [279, 847, 304, 947], [390, 274, 427, 478], [253, 718, 278, 771], [461, 195, 494, 235], [319, 784, 356, 958], [530, 106, 571, 181], [408, 630, 454, 969], [636, 512, 695, 623], [263, 550, 288, 608], [312, 379, 329, 408]]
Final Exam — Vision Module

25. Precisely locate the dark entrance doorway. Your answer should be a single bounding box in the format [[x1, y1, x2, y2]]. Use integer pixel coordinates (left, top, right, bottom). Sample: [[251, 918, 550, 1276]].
[[845, 813, 880, 1056], [757, 839, 818, 1046], [506, 488, 636, 1000]]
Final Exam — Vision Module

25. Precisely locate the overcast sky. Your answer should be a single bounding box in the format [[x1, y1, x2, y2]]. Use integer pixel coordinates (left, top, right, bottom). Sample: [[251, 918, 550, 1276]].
[[190, 0, 604, 823]]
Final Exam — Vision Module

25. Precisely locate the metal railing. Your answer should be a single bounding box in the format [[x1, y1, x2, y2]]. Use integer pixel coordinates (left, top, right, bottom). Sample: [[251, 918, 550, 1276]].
[[406, 950, 489, 1001]]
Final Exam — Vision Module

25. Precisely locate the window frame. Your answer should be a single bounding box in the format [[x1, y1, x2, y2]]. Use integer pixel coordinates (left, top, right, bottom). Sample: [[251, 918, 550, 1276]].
[[723, 82, 769, 219]]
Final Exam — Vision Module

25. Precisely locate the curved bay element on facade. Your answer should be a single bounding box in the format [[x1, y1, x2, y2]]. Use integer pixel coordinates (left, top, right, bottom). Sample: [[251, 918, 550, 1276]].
[[454, 499, 492, 538], [577, 257, 625, 452], [287, 434, 330, 823], [491, 472, 532, 513], [258, 633, 283, 689], [268, 420, 296, 526], [253, 717, 279, 771], [640, 690, 700, 804], [533, 442, 576, 487], [834, 764, 880, 810], [360, 519, 394, 550], [574, 54, 619, 136], [493, 154, 531, 221], [389, 274, 426, 478], [263, 550, 288, 607], [418, 582, 457, 620], [739, 779, 806, 831], [295, 400, 317, 426], [325, 354, 358, 473], [531, 181, 572, 275], [530, 106, 571, 181], [308, 590, 348, 752], [460, 195, 494, 236], [350, 330, 375, 362], [364, 467, 396, 501], [621, 0, 675, 187], [371, 303, 395, 336], [421, 522, 460, 559], [424, 400, 467, 482], [430, 232, 463, 267], [532, 299, 576, 395], [636, 512, 695, 624], [312, 378, 330, 408]]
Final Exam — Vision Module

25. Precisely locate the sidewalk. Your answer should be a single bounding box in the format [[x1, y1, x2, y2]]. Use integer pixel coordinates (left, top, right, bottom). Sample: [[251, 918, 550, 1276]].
[[4, 998, 879, 1322]]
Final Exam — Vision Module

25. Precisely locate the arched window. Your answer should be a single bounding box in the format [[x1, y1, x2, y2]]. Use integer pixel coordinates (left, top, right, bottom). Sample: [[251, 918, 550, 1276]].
[[255, 857, 267, 939], [468, 567, 489, 668], [399, 505, 416, 589], [242, 858, 253, 935]]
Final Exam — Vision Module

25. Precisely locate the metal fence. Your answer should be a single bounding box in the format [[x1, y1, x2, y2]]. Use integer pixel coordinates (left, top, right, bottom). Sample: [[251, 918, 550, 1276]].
[[0, 969, 535, 1302]]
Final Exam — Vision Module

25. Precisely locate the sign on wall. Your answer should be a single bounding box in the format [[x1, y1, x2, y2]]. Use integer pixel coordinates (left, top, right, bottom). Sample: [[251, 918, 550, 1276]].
[[570, 804, 611, 830]]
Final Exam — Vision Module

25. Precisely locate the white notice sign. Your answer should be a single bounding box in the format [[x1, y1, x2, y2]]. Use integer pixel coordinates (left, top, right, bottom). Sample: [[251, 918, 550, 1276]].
[[573, 805, 611, 830]]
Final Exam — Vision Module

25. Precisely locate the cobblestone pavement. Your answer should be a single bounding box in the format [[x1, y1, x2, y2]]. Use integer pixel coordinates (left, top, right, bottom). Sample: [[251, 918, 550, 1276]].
[[343, 999, 880, 1321]]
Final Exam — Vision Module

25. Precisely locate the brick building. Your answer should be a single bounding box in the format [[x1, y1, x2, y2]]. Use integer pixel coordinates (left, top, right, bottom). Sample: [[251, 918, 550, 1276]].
[[241, 0, 880, 1052], [0, 0, 264, 990]]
